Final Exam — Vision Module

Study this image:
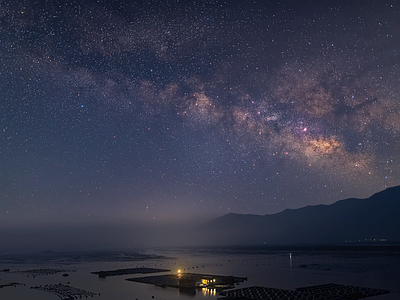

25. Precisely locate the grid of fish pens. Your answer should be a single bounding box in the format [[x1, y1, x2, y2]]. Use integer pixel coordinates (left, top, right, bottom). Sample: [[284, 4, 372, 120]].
[[220, 283, 390, 300]]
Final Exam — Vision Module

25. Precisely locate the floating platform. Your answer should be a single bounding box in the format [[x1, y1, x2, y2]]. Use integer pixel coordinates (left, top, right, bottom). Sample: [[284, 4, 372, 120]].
[[0, 282, 24, 288], [127, 273, 247, 290], [91, 267, 170, 278], [219, 283, 391, 300]]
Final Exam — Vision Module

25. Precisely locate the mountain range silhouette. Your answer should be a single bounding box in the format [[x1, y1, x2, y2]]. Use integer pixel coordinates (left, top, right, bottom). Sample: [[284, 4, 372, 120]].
[[202, 185, 400, 245]]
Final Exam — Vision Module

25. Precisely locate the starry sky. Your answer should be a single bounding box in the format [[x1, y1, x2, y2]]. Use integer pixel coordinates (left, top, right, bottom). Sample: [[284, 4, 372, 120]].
[[1, 0, 399, 227]]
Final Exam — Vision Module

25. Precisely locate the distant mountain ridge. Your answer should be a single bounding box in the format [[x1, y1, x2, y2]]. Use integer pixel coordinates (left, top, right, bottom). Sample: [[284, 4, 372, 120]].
[[201, 185, 400, 245]]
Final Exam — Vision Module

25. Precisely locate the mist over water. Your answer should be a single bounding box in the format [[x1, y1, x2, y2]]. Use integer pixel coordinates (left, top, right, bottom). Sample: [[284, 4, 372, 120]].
[[0, 219, 211, 253]]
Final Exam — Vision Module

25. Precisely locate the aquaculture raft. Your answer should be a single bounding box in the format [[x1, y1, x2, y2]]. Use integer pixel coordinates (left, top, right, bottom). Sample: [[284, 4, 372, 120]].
[[91, 267, 169, 278], [32, 283, 99, 300], [219, 283, 390, 300]]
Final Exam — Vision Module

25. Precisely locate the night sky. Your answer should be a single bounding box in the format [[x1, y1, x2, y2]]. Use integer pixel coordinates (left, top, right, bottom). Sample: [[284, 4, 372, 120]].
[[1, 0, 399, 227]]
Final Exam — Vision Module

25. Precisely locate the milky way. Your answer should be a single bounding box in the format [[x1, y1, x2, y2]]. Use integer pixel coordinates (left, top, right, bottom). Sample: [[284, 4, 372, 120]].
[[0, 0, 399, 224]]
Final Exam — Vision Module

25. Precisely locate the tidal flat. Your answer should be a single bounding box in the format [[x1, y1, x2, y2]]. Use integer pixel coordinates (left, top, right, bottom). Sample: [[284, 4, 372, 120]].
[[1, 246, 399, 300]]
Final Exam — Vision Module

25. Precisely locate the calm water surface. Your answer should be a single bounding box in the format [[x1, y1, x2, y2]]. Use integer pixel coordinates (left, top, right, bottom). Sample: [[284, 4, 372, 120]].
[[1, 248, 399, 300]]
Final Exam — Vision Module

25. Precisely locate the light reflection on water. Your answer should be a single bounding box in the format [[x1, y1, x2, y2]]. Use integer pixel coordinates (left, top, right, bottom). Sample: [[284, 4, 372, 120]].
[[1, 248, 400, 300], [201, 288, 217, 297]]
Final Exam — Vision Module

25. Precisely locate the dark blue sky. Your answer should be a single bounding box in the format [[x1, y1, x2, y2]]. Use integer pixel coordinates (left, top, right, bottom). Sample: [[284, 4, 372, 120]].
[[1, 0, 399, 227]]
